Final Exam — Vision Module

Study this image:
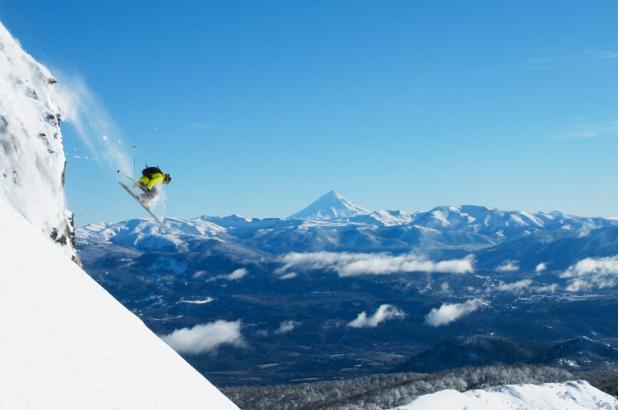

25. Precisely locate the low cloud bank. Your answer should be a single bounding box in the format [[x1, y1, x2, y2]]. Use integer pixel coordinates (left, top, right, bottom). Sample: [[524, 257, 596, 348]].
[[278, 252, 474, 277], [561, 256, 618, 292], [491, 279, 557, 295], [348, 304, 406, 328], [425, 298, 488, 327], [161, 320, 244, 354]]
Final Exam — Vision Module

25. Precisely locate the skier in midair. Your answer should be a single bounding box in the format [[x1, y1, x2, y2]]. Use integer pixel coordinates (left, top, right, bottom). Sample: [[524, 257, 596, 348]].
[[136, 165, 171, 204]]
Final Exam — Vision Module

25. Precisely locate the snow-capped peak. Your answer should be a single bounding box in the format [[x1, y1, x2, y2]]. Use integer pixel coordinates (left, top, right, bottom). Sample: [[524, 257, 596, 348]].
[[288, 190, 371, 220]]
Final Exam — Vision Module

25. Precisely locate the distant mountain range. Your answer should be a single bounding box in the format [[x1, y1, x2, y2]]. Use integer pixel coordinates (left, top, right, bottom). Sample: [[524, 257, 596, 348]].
[[77, 191, 618, 386], [79, 191, 617, 261]]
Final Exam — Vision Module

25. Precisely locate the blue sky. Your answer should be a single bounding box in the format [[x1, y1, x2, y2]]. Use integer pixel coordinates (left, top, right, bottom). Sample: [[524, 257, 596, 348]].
[[2, 1, 618, 224]]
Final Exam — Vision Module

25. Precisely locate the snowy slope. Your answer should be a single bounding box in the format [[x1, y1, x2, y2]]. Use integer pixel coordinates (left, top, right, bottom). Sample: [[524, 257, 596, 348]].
[[394, 380, 618, 410], [0, 22, 75, 259], [0, 196, 238, 409], [289, 190, 370, 220]]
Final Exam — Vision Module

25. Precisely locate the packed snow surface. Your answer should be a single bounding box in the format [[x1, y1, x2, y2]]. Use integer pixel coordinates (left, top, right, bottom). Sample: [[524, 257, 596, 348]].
[[0, 196, 238, 409], [394, 380, 618, 410]]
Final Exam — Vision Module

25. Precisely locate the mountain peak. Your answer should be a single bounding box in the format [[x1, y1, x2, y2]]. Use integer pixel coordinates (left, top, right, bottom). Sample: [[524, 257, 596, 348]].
[[289, 191, 370, 220]]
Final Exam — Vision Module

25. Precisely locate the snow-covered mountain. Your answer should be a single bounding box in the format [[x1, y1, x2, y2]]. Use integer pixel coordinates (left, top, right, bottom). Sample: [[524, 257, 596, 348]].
[[413, 205, 606, 238], [0, 22, 76, 259], [0, 21, 238, 409], [289, 190, 371, 220], [286, 192, 608, 236], [394, 380, 617, 410], [79, 192, 617, 257]]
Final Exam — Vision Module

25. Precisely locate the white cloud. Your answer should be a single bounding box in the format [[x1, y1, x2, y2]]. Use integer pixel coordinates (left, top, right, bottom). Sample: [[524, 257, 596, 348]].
[[555, 119, 618, 141], [534, 284, 558, 293], [192, 270, 207, 279], [161, 320, 244, 355], [278, 272, 298, 280], [278, 252, 474, 277], [440, 282, 450, 293], [496, 279, 532, 294], [224, 268, 247, 281], [348, 304, 406, 328], [535, 263, 547, 273], [561, 256, 618, 292], [487, 278, 557, 295], [425, 298, 488, 327], [496, 260, 519, 273], [178, 297, 214, 305], [207, 268, 248, 282], [274, 320, 301, 335]]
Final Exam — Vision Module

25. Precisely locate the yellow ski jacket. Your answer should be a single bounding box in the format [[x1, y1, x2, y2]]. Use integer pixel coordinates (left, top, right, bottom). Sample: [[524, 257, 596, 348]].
[[138, 172, 165, 190]]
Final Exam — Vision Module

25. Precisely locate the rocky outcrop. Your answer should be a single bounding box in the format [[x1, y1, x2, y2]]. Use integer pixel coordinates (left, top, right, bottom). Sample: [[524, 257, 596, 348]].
[[0, 22, 76, 260]]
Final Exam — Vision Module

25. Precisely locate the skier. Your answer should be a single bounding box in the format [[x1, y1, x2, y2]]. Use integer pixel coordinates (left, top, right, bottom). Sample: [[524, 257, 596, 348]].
[[136, 165, 171, 204]]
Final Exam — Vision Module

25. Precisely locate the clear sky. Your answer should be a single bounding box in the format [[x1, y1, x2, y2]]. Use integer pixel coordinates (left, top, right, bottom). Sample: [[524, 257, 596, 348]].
[[1, 1, 618, 225]]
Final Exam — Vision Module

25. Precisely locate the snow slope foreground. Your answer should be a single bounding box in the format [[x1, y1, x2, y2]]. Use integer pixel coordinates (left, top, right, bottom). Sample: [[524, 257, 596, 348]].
[[0, 22, 75, 258], [394, 380, 618, 410], [0, 197, 238, 409]]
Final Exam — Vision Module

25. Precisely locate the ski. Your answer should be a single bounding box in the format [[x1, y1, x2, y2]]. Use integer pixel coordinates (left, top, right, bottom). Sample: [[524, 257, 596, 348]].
[[117, 170, 138, 186], [118, 181, 169, 233]]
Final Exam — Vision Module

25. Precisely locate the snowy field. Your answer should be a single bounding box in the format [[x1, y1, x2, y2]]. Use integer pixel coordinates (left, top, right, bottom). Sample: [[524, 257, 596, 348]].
[[395, 380, 618, 410]]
